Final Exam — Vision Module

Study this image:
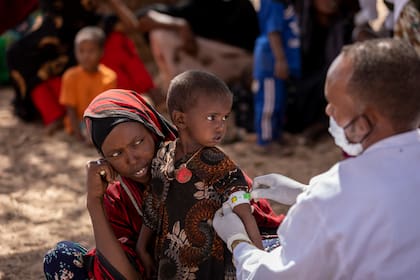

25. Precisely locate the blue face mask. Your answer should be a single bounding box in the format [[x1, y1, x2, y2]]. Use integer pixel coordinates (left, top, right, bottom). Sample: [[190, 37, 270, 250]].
[[328, 117, 364, 156]]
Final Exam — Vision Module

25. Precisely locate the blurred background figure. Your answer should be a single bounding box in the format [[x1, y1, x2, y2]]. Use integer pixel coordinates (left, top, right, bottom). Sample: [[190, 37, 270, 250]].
[[284, 0, 358, 144], [5, 0, 156, 129], [59, 26, 117, 142], [132, 0, 260, 92], [252, 0, 301, 154], [388, 0, 420, 55]]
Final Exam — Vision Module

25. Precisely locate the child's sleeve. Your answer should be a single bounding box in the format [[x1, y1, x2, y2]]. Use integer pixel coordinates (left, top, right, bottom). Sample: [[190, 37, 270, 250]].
[[59, 70, 77, 107]]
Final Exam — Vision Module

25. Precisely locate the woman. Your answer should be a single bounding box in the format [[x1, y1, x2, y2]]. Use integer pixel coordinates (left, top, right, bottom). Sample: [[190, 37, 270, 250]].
[[43, 89, 283, 279], [44, 89, 177, 279]]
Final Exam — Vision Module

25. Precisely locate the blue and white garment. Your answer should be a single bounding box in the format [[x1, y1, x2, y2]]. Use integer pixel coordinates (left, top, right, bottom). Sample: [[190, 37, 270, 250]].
[[253, 1, 300, 79], [253, 0, 301, 146]]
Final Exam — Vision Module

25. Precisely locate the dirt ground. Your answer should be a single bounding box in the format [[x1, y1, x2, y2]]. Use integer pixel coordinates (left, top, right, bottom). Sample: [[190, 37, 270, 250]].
[[0, 85, 342, 279]]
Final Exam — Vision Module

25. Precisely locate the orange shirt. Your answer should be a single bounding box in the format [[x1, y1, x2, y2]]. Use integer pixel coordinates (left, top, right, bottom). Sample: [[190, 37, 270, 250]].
[[60, 64, 117, 133]]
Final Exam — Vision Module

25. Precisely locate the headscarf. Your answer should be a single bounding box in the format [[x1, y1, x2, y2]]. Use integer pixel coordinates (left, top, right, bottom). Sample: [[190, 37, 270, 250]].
[[84, 89, 177, 153]]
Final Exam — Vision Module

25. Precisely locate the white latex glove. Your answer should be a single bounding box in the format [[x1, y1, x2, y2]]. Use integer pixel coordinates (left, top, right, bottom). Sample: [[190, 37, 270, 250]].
[[213, 203, 251, 252], [252, 173, 307, 205]]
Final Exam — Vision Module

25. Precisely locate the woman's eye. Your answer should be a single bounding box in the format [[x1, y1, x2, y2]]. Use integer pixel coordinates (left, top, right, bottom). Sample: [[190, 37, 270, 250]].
[[110, 151, 121, 158]]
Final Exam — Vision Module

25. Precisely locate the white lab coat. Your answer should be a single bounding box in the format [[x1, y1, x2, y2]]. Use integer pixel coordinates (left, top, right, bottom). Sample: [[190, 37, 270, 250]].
[[234, 129, 420, 279]]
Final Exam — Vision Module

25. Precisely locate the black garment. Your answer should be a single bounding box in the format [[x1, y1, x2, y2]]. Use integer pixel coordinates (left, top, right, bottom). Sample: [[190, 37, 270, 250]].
[[6, 0, 100, 121], [285, 0, 356, 133], [136, 0, 259, 52], [229, 80, 255, 133]]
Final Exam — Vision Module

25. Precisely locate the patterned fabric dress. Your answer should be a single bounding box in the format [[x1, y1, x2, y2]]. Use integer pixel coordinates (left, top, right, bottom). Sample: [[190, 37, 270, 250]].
[[394, 1, 420, 56], [143, 141, 250, 279]]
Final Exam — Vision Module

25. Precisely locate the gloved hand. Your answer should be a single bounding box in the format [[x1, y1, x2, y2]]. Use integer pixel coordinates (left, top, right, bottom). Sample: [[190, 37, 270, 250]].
[[213, 203, 251, 252], [252, 173, 307, 205]]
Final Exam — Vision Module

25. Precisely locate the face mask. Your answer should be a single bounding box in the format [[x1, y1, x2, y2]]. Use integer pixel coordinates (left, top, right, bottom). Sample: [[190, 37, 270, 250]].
[[328, 117, 364, 156]]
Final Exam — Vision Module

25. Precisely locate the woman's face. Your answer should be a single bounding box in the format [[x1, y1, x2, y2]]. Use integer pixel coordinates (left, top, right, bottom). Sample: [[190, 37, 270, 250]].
[[101, 122, 156, 184]]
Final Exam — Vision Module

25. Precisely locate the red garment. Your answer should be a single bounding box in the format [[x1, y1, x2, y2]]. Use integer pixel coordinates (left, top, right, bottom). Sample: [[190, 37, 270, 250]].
[[86, 177, 145, 278], [84, 89, 178, 279], [31, 77, 65, 125], [243, 172, 285, 229], [101, 31, 155, 94]]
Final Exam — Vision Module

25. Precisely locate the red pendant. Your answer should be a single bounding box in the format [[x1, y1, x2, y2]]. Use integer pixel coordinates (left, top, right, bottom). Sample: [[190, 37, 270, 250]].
[[175, 164, 192, 183]]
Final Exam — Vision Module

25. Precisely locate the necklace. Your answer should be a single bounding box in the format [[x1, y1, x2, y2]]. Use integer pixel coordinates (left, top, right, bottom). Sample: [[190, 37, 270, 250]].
[[174, 147, 203, 184]]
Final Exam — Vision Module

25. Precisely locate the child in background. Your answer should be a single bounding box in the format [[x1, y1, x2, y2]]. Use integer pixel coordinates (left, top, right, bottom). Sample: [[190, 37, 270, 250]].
[[252, 0, 301, 153], [136, 70, 263, 279], [60, 26, 117, 142]]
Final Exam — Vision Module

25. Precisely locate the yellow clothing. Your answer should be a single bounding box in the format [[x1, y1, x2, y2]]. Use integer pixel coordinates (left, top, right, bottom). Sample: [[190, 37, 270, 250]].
[[60, 64, 116, 133]]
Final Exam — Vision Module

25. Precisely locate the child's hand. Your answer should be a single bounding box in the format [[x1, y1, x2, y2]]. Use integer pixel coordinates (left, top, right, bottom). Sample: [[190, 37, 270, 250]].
[[139, 251, 156, 279], [274, 60, 289, 80]]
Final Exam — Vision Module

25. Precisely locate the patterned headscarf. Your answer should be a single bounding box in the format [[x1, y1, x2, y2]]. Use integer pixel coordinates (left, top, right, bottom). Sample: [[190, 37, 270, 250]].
[[84, 89, 177, 153]]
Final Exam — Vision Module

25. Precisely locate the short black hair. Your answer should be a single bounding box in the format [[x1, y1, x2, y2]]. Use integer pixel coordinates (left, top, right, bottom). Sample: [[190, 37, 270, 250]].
[[342, 38, 420, 129], [74, 26, 106, 49], [166, 70, 233, 118]]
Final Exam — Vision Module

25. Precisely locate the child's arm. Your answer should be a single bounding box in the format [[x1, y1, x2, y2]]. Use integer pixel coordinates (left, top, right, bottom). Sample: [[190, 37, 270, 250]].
[[230, 195, 264, 250], [269, 31, 289, 80], [66, 106, 84, 141], [233, 203, 263, 250], [136, 225, 156, 279]]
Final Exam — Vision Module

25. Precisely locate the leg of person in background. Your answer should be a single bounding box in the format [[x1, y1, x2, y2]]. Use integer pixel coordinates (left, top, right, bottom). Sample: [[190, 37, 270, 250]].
[[254, 77, 289, 154], [31, 76, 65, 135], [149, 29, 253, 92]]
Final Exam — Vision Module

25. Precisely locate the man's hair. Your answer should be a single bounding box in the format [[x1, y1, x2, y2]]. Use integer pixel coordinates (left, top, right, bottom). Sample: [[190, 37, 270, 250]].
[[74, 26, 106, 48], [166, 70, 233, 117], [342, 38, 420, 129]]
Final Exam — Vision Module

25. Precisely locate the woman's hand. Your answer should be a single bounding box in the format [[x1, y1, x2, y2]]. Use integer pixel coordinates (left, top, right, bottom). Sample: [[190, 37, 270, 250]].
[[85, 159, 117, 203]]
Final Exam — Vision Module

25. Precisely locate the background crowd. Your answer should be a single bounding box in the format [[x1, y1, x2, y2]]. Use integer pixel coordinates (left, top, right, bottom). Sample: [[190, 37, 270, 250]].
[[1, 0, 418, 152]]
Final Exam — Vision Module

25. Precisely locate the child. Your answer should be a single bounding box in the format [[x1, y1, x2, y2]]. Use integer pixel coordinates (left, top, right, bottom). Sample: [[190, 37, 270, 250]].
[[136, 70, 264, 279], [252, 0, 301, 153], [60, 26, 117, 142]]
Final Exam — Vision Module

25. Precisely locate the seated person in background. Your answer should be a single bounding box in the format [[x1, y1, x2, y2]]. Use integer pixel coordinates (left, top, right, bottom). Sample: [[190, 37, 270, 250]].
[[388, 0, 420, 56], [6, 0, 157, 125], [106, 0, 260, 92], [136, 70, 264, 279], [284, 0, 357, 143], [60, 26, 116, 142]]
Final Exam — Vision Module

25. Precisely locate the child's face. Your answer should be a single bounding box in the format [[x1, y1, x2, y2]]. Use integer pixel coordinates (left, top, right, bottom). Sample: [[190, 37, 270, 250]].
[[184, 94, 233, 147], [75, 40, 103, 72]]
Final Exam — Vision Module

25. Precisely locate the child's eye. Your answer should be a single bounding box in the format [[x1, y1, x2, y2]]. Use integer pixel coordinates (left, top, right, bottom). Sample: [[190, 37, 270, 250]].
[[134, 139, 143, 145], [206, 115, 216, 121], [222, 115, 229, 121]]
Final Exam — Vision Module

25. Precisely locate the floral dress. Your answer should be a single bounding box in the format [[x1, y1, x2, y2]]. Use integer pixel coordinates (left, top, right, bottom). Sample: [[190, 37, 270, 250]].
[[394, 1, 420, 56], [143, 141, 250, 279]]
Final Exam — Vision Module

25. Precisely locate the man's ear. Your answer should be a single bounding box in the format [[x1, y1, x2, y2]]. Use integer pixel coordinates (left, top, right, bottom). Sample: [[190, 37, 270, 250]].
[[172, 110, 186, 129]]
